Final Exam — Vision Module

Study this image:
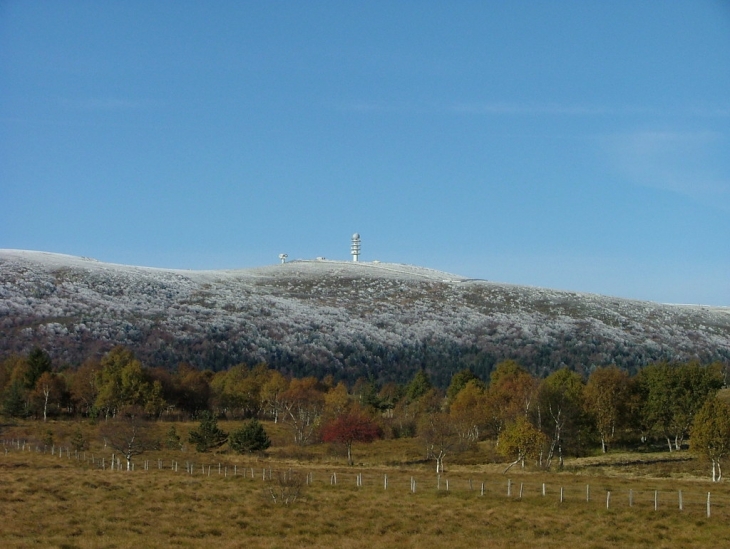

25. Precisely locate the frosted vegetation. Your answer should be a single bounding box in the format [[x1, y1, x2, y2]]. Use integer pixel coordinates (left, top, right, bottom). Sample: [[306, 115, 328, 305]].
[[1, 250, 728, 385]]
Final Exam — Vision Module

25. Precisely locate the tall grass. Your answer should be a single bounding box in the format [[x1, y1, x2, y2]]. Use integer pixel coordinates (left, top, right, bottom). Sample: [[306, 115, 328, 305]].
[[1, 420, 729, 548]]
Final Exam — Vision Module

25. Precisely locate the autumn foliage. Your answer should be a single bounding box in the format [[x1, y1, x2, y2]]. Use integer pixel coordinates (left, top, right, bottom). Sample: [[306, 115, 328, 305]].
[[321, 409, 382, 465]]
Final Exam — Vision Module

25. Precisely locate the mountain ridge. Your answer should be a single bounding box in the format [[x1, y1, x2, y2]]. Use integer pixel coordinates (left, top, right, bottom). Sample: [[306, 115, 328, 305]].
[[1, 249, 728, 386]]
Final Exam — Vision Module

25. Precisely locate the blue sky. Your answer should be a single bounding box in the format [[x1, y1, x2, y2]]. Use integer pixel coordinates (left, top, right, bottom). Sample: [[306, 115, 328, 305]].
[[1, 1, 729, 305]]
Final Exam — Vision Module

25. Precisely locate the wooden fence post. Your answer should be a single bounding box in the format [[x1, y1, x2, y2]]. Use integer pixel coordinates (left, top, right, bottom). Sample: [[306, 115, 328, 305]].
[[679, 490, 683, 511], [707, 492, 711, 518], [586, 484, 590, 502], [507, 479, 511, 497], [654, 490, 658, 511], [560, 487, 564, 503], [606, 491, 611, 509], [481, 482, 484, 496]]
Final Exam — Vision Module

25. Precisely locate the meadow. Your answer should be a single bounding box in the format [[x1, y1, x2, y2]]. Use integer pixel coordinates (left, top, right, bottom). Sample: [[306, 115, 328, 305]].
[[2, 420, 729, 549]]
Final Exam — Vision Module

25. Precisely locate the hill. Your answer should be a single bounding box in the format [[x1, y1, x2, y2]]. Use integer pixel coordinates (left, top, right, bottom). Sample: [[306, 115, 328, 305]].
[[1, 249, 728, 386]]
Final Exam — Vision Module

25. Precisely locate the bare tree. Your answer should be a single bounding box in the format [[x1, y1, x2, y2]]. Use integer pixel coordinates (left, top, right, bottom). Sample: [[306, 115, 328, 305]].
[[99, 408, 158, 470], [418, 412, 461, 474]]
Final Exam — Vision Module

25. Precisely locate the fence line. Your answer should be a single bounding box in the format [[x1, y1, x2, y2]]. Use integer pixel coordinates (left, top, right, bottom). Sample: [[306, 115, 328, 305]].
[[2, 439, 728, 517]]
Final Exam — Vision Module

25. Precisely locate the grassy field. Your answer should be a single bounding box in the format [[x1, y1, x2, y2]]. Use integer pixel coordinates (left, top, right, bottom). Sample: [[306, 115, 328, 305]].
[[2, 420, 729, 548]]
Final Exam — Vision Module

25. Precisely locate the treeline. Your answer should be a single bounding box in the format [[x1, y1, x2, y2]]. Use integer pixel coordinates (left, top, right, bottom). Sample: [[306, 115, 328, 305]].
[[1, 346, 729, 478]]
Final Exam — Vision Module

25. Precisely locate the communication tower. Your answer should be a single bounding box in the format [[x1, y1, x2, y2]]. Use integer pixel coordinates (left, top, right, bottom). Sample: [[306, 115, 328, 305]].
[[278, 253, 288, 264], [351, 233, 361, 262]]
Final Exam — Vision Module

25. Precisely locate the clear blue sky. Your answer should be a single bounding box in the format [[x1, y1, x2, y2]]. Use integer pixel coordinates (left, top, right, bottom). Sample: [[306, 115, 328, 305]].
[[1, 1, 729, 305]]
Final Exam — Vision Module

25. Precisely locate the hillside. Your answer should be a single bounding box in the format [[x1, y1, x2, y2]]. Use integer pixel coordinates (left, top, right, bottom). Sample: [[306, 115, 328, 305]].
[[1, 249, 728, 386]]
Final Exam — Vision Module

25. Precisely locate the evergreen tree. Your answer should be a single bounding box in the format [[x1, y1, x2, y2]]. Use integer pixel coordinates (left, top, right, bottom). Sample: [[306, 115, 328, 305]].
[[164, 425, 182, 450], [229, 419, 271, 454], [188, 411, 228, 452], [3, 381, 27, 418], [406, 369, 432, 402], [446, 368, 484, 402], [70, 426, 88, 451], [25, 347, 51, 390]]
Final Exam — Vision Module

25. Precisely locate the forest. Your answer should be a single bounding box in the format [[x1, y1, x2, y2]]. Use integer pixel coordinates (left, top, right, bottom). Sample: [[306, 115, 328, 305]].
[[2, 346, 730, 481]]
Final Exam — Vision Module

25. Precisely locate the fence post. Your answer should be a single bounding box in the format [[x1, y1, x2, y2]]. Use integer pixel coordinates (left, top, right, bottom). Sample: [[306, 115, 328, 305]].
[[679, 490, 683, 511], [560, 487, 564, 503], [586, 484, 590, 503], [654, 490, 658, 511], [519, 483, 524, 499], [542, 483, 546, 497], [606, 491, 611, 509], [481, 482, 484, 496], [437, 474, 440, 490], [707, 492, 711, 518], [507, 479, 511, 497]]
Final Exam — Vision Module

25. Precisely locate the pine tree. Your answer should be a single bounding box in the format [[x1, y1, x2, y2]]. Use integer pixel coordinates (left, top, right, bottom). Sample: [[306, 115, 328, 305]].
[[164, 425, 182, 450], [3, 381, 27, 418], [229, 419, 271, 454], [188, 411, 228, 452]]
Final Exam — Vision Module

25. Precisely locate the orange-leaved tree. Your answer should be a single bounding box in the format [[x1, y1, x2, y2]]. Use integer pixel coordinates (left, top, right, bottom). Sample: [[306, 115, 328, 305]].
[[321, 407, 382, 465]]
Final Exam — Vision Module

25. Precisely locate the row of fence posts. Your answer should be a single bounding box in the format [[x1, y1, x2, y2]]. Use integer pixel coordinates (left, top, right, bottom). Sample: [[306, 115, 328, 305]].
[[502, 479, 712, 519], [0, 441, 716, 517]]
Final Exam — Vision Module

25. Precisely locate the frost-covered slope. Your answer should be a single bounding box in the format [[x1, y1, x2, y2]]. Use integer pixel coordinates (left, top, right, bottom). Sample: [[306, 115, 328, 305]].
[[1, 250, 728, 385]]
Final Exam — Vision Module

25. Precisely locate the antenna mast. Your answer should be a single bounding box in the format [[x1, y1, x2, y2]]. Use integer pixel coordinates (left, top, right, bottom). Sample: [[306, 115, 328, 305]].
[[351, 233, 361, 262]]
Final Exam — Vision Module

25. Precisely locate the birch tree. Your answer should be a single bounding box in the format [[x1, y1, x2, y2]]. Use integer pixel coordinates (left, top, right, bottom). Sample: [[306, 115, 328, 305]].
[[499, 416, 547, 473], [691, 396, 730, 482], [584, 366, 629, 453], [99, 409, 158, 470], [418, 412, 460, 473]]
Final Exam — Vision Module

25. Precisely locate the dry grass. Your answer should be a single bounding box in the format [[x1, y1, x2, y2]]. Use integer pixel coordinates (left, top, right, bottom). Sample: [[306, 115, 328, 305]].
[[1, 420, 729, 548]]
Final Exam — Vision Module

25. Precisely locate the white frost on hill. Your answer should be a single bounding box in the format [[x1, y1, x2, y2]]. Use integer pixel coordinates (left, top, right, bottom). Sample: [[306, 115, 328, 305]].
[[1, 249, 728, 375]]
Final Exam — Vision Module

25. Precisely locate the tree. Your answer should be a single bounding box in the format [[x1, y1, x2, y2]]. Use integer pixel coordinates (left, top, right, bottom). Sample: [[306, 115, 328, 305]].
[[691, 396, 730, 482], [260, 370, 288, 423], [70, 426, 88, 451], [485, 360, 538, 440], [406, 370, 432, 402], [418, 412, 460, 473], [25, 347, 52, 390], [69, 359, 101, 417], [99, 409, 158, 470], [584, 366, 629, 453], [164, 425, 182, 450], [499, 416, 547, 473], [189, 411, 228, 452], [229, 419, 271, 454], [537, 368, 591, 469], [638, 362, 723, 451], [447, 368, 484, 403], [280, 377, 325, 445], [2, 381, 27, 418], [449, 379, 488, 442], [324, 382, 351, 418], [321, 409, 381, 465], [31, 372, 65, 422]]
